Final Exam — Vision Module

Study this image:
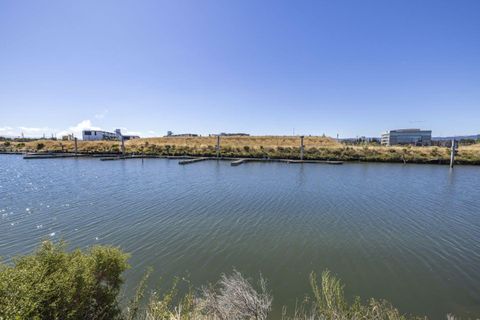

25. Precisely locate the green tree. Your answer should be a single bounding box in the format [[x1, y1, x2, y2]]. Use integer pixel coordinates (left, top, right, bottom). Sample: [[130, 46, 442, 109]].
[[0, 241, 129, 320]]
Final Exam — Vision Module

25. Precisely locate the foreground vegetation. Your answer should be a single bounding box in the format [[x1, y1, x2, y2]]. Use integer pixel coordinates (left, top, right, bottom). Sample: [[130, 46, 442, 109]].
[[1, 241, 463, 319], [1, 136, 480, 165]]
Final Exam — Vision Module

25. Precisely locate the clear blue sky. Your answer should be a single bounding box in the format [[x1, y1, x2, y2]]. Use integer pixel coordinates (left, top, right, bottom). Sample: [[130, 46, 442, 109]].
[[1, 0, 479, 138]]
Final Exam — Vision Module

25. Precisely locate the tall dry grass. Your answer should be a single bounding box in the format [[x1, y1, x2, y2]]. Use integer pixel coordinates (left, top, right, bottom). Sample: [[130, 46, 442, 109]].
[[2, 136, 480, 164], [130, 136, 340, 149], [2, 136, 337, 153], [129, 270, 432, 320]]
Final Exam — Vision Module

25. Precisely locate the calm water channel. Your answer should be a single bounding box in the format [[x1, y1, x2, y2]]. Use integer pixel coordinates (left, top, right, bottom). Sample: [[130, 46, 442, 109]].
[[1, 155, 479, 318]]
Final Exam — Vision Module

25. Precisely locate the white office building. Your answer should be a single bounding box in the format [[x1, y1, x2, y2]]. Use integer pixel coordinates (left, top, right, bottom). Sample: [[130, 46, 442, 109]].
[[381, 129, 432, 146], [82, 129, 140, 141], [82, 130, 118, 141]]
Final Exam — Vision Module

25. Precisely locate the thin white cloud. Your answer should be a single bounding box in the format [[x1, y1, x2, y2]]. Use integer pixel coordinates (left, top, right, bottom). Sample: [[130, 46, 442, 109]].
[[0, 126, 16, 137], [145, 130, 159, 137], [2, 121, 144, 139], [0, 126, 13, 131], [17, 126, 56, 137], [94, 109, 109, 119], [125, 131, 142, 136], [57, 120, 101, 138], [18, 126, 52, 133], [113, 127, 141, 136]]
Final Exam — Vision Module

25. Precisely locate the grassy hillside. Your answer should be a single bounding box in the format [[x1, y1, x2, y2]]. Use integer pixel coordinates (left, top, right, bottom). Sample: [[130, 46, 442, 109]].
[[2, 136, 480, 165]]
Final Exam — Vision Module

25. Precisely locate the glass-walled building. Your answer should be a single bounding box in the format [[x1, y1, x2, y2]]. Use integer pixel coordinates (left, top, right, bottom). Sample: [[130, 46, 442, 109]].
[[381, 129, 432, 146]]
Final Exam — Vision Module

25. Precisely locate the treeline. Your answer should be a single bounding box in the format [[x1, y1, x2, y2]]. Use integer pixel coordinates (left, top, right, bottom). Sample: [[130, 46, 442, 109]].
[[0, 241, 453, 320]]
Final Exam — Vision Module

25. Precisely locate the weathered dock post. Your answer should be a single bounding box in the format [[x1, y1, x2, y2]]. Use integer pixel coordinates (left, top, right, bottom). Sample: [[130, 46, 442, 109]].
[[216, 135, 220, 158], [300, 135, 304, 161], [450, 139, 457, 168], [74, 137, 78, 156], [121, 137, 125, 156]]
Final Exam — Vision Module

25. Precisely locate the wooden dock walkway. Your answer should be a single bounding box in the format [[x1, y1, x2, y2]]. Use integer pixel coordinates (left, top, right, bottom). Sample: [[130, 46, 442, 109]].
[[178, 157, 209, 165], [229, 158, 343, 166], [99, 156, 128, 161], [19, 153, 343, 166], [99, 155, 194, 161], [286, 159, 343, 165], [23, 153, 87, 159], [230, 159, 247, 166]]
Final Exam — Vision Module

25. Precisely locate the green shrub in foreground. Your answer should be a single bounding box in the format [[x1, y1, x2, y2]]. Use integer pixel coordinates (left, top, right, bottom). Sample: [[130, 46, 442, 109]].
[[0, 242, 456, 319], [0, 241, 129, 320]]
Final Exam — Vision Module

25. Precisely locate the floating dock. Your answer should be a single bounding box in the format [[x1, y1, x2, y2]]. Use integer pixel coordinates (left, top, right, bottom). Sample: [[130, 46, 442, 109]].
[[230, 159, 248, 166], [100, 156, 128, 161], [19, 152, 343, 166], [286, 159, 343, 165], [99, 155, 194, 161], [178, 157, 209, 165], [23, 153, 87, 159]]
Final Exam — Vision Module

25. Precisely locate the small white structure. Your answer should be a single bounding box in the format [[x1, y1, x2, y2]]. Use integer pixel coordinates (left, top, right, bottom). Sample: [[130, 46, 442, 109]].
[[82, 129, 140, 141], [61, 134, 75, 141]]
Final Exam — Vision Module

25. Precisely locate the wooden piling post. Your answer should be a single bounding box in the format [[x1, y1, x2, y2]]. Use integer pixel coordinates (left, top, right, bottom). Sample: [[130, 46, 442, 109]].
[[450, 139, 457, 168], [300, 135, 304, 160], [216, 135, 220, 158], [74, 137, 78, 156], [121, 137, 125, 156]]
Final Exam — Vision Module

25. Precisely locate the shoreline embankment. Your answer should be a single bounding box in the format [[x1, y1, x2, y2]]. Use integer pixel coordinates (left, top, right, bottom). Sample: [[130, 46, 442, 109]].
[[1, 136, 480, 165]]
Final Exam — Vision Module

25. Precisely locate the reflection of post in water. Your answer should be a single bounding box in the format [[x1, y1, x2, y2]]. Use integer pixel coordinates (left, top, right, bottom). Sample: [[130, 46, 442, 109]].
[[216, 135, 220, 158], [297, 161, 306, 186]]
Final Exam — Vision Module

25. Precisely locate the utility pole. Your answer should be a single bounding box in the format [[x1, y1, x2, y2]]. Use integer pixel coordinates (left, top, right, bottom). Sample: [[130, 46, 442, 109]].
[[300, 135, 304, 161], [216, 135, 220, 158], [450, 139, 457, 168]]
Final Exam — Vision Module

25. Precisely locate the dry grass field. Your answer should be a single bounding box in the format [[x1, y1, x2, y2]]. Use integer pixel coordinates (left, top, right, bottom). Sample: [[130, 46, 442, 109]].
[[2, 136, 338, 153], [2, 136, 480, 164], [136, 135, 340, 148]]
